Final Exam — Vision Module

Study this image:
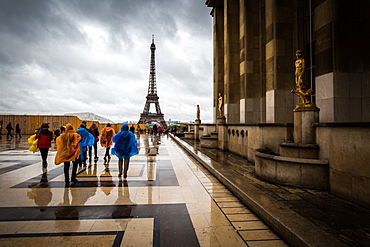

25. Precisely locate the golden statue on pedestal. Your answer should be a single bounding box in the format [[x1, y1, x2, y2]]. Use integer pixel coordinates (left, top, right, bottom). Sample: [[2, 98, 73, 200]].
[[218, 93, 223, 117], [291, 50, 315, 108]]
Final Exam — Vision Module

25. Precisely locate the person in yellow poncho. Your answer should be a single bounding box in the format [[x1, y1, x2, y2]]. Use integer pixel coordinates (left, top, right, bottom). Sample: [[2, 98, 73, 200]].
[[100, 123, 116, 164], [28, 129, 39, 153], [54, 123, 81, 185]]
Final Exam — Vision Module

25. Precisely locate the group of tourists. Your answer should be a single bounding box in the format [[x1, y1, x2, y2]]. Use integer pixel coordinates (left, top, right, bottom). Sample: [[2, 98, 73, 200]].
[[3, 122, 22, 140], [30, 122, 138, 185]]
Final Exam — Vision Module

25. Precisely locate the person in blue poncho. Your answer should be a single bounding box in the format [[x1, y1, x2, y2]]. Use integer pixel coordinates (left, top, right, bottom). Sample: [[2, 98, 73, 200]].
[[77, 123, 95, 166], [111, 123, 138, 178]]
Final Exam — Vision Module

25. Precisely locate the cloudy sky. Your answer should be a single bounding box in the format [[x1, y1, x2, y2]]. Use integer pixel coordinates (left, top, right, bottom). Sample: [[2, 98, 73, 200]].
[[0, 0, 213, 123]]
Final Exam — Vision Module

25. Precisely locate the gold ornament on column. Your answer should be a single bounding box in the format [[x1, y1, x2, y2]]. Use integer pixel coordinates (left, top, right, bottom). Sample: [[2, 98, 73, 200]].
[[291, 50, 315, 108]]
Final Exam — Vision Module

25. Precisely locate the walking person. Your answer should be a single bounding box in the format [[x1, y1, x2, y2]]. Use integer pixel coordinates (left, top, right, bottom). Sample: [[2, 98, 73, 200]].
[[111, 123, 138, 178], [36, 123, 53, 168], [100, 123, 115, 165], [88, 123, 100, 162], [0, 121, 3, 139], [54, 123, 81, 185], [153, 124, 157, 135], [77, 123, 94, 166], [136, 124, 141, 137], [157, 125, 162, 136], [54, 129, 60, 141], [6, 122, 13, 140], [15, 123, 21, 139]]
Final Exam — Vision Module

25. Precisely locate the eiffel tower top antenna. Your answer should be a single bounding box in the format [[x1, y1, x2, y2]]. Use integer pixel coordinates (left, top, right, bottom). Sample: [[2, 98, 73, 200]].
[[148, 34, 157, 95], [138, 35, 167, 128]]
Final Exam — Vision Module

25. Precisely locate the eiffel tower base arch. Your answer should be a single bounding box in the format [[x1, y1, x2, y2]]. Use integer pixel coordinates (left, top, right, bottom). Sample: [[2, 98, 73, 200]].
[[138, 114, 167, 129]]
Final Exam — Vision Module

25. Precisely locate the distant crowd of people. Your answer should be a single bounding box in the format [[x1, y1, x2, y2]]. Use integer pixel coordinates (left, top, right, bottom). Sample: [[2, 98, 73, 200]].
[[1, 122, 177, 142]]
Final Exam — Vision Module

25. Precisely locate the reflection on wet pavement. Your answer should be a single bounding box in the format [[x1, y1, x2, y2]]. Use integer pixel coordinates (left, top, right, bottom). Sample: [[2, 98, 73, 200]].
[[0, 134, 287, 246]]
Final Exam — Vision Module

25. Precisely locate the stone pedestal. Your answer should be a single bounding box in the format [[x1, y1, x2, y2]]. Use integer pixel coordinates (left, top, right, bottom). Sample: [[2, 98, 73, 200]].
[[279, 142, 319, 159], [253, 149, 329, 190], [294, 107, 319, 144], [216, 116, 226, 125], [194, 119, 200, 140], [253, 105, 329, 190], [216, 116, 227, 150]]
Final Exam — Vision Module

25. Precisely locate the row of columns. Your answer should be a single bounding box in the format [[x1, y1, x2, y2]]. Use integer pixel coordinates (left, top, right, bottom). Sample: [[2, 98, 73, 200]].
[[209, 0, 301, 124]]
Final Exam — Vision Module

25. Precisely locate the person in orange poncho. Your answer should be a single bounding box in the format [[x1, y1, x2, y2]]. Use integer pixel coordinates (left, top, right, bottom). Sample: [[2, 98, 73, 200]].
[[100, 123, 116, 164], [54, 123, 81, 185]]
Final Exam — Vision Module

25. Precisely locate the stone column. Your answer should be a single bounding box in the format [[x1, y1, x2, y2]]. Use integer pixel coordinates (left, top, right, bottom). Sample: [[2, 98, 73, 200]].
[[294, 107, 320, 144], [224, 0, 240, 124], [241, 0, 265, 124], [265, 0, 295, 123], [212, 7, 224, 123]]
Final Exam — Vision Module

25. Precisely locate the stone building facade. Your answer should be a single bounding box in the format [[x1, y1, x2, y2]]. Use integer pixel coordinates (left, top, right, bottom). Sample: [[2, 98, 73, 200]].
[[203, 0, 370, 208]]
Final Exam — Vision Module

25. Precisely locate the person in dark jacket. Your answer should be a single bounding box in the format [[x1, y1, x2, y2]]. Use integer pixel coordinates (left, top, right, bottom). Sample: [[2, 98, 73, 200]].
[[15, 123, 21, 139], [54, 129, 60, 141], [88, 123, 100, 162], [36, 123, 53, 168], [153, 124, 157, 135], [6, 122, 13, 140], [129, 125, 135, 133]]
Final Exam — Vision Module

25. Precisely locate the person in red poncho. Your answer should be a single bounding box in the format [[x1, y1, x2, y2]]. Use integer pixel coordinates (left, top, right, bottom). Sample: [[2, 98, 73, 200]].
[[54, 124, 81, 185], [36, 123, 53, 169], [100, 123, 116, 164]]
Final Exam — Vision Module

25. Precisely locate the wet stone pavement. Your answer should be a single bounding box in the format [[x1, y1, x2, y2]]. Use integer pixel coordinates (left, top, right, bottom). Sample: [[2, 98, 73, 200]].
[[172, 136, 370, 247], [0, 134, 289, 247]]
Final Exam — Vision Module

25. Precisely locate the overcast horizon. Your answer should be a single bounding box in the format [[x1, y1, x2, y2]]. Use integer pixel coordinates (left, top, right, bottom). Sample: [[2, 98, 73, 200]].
[[0, 0, 214, 124]]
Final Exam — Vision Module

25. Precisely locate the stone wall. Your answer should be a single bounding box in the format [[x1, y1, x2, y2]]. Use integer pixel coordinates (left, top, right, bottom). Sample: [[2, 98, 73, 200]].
[[246, 124, 293, 162], [198, 123, 293, 162], [315, 123, 370, 208], [224, 125, 249, 158], [198, 124, 217, 137]]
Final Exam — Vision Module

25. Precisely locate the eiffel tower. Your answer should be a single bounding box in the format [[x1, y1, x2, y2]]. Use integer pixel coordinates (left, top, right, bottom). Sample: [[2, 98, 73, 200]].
[[138, 35, 167, 128]]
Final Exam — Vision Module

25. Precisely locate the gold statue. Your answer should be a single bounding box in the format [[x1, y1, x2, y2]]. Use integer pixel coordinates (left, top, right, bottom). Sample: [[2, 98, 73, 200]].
[[295, 50, 305, 89], [218, 93, 223, 116], [291, 50, 315, 108], [196, 105, 200, 120]]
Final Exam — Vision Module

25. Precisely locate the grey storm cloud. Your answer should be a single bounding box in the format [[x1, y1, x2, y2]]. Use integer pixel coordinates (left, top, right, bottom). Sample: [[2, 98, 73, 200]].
[[0, 0, 213, 123]]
